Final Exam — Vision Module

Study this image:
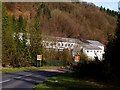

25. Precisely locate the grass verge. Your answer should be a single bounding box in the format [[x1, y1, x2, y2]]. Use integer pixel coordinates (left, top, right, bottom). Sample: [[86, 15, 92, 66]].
[[2, 66, 61, 74], [34, 72, 106, 89]]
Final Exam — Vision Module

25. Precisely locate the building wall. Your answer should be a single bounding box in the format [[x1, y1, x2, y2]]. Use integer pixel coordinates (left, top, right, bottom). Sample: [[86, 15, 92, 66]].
[[42, 39, 104, 61], [82, 48, 104, 61], [42, 40, 79, 51]]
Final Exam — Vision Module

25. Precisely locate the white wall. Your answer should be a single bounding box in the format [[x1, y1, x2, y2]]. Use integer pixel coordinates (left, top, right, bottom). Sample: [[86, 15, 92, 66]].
[[42, 40, 78, 51], [82, 48, 104, 61]]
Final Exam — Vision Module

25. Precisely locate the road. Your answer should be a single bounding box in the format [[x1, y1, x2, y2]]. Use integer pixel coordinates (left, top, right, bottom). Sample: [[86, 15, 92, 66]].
[[1, 69, 71, 90]]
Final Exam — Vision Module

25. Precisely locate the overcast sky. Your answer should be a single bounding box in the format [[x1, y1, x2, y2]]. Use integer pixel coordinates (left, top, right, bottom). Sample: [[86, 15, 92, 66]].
[[82, 0, 119, 11]]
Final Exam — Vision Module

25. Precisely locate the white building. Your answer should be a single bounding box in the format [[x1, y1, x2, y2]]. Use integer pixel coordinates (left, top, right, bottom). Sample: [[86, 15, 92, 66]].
[[14, 33, 105, 61], [42, 36, 81, 51], [42, 37, 105, 61], [81, 40, 105, 61]]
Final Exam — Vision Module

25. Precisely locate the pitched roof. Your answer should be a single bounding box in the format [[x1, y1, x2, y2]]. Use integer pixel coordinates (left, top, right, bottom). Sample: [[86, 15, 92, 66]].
[[81, 42, 102, 50], [87, 40, 104, 46], [43, 36, 82, 43]]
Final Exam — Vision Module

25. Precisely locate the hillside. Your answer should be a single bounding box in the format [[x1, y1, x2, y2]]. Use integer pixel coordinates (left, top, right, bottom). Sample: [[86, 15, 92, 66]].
[[4, 2, 117, 45]]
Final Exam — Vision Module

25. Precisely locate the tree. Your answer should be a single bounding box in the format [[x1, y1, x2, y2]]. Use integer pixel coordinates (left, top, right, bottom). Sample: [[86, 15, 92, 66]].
[[37, 3, 51, 19], [13, 32, 31, 67], [29, 14, 43, 66], [2, 4, 31, 67], [105, 12, 120, 85], [0, 1, 2, 65], [2, 4, 16, 66], [11, 15, 31, 67]]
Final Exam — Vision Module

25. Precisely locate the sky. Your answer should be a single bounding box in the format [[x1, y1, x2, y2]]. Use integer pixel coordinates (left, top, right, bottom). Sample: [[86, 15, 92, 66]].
[[83, 0, 119, 11]]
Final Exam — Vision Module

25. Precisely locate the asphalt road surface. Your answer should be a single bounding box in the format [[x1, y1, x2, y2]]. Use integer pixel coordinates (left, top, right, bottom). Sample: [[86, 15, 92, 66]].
[[1, 69, 71, 90]]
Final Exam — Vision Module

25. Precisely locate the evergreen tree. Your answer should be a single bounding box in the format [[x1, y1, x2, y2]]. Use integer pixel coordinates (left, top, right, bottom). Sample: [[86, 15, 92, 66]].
[[99, 6, 118, 17], [105, 11, 120, 85], [37, 3, 51, 19], [13, 32, 31, 67], [17, 15, 26, 32], [29, 15, 43, 66], [12, 15, 31, 67], [2, 4, 16, 66], [0, 2, 2, 64]]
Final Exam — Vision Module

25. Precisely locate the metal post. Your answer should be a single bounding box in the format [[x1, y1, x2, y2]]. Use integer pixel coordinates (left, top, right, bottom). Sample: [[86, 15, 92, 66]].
[[40, 60, 41, 67], [37, 60, 38, 67]]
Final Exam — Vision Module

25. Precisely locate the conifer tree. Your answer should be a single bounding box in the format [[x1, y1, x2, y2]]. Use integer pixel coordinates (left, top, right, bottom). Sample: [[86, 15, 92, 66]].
[[105, 9, 120, 85], [29, 14, 43, 66], [2, 4, 16, 66]]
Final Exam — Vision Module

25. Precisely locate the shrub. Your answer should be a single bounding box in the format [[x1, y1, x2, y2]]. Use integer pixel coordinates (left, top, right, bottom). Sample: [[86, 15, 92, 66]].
[[43, 49, 73, 66], [72, 59, 120, 86]]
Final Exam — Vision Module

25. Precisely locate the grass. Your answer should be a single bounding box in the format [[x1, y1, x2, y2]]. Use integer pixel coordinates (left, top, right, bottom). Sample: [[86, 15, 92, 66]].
[[34, 72, 106, 89], [2, 66, 62, 74]]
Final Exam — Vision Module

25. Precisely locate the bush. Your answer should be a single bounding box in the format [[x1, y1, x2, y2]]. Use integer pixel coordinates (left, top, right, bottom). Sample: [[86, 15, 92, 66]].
[[42, 49, 73, 66], [43, 60, 65, 66], [72, 60, 120, 86]]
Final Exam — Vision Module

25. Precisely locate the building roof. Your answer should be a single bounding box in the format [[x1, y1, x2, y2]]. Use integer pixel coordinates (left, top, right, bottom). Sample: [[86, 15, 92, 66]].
[[42, 36, 104, 50], [81, 43, 102, 50], [43, 36, 82, 44], [83, 46, 102, 50], [87, 40, 104, 46]]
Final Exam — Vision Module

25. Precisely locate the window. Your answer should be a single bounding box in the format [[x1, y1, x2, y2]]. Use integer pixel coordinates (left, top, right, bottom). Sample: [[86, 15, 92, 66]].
[[62, 43, 63, 46], [50, 43, 53, 46], [71, 44, 73, 47], [53, 42, 56, 46], [65, 44, 67, 47], [68, 44, 70, 46], [46, 42, 49, 46], [58, 43, 60, 46]]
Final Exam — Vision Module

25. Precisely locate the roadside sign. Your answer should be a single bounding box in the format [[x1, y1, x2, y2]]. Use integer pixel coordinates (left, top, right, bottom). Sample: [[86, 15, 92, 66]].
[[37, 55, 42, 61], [74, 55, 80, 62]]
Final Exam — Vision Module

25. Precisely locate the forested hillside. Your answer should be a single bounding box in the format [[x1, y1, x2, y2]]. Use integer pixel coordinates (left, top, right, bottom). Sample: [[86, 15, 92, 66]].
[[4, 2, 117, 45], [2, 2, 117, 67]]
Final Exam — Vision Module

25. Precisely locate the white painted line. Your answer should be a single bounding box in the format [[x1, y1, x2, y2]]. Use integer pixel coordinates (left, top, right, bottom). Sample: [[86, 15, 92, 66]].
[[0, 74, 33, 84], [15, 74, 33, 79], [0, 79, 11, 84]]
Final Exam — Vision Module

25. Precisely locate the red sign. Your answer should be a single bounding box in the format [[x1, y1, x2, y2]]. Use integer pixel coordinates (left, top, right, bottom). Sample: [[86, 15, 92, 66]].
[[74, 55, 80, 62], [37, 55, 42, 60]]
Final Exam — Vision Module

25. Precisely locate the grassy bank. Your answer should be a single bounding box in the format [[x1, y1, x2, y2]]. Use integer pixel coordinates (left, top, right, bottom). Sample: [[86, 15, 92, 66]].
[[34, 72, 106, 89], [2, 66, 62, 74]]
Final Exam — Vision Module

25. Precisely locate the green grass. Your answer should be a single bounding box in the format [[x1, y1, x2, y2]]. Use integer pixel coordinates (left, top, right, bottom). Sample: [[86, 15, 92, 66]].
[[34, 72, 106, 89], [2, 66, 61, 74]]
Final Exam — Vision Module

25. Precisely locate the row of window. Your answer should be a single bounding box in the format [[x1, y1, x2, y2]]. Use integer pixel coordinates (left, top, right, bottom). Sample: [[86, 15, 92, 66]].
[[87, 50, 102, 53], [44, 42, 75, 47]]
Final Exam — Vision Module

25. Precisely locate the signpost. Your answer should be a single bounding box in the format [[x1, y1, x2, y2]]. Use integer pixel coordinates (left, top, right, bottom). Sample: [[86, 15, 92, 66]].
[[37, 55, 42, 67], [74, 55, 80, 62]]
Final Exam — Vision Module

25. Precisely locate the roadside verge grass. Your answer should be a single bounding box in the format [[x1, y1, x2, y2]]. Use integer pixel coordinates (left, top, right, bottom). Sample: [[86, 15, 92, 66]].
[[2, 66, 61, 74], [34, 72, 106, 89]]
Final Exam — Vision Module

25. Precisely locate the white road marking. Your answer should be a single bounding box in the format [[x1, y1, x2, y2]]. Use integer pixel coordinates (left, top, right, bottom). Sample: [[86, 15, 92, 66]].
[[0, 79, 11, 84], [15, 74, 33, 79], [1, 74, 33, 83]]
